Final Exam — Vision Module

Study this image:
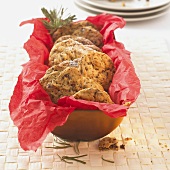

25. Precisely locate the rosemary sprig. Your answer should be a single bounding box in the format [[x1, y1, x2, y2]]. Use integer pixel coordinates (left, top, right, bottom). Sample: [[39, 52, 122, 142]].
[[54, 138, 72, 146], [41, 7, 76, 35], [73, 141, 80, 155], [101, 155, 115, 163], [57, 154, 73, 164], [46, 137, 72, 149], [58, 154, 87, 164], [53, 136, 80, 154], [46, 145, 72, 149]]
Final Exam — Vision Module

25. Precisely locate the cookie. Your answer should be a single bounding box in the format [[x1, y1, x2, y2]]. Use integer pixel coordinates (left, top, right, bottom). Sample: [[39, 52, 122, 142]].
[[49, 39, 93, 66], [77, 50, 114, 91], [55, 35, 94, 45], [58, 58, 80, 68], [72, 26, 103, 48], [52, 20, 98, 42], [45, 65, 65, 75], [39, 67, 104, 103], [73, 88, 113, 103], [48, 49, 114, 91], [55, 35, 102, 52], [40, 63, 77, 88]]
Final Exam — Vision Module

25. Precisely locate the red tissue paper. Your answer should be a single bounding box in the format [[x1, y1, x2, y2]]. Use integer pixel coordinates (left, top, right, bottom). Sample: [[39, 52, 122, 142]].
[[9, 14, 140, 151]]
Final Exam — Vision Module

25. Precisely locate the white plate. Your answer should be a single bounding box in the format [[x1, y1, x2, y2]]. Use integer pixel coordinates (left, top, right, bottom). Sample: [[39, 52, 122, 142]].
[[75, 0, 170, 16], [81, 0, 170, 11], [74, 0, 170, 22], [125, 9, 169, 21]]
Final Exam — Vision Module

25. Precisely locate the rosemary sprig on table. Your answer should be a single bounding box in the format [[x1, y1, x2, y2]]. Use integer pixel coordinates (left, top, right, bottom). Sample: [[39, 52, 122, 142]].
[[41, 7, 76, 35], [73, 141, 80, 155], [46, 145, 72, 149], [54, 137, 72, 146], [101, 155, 115, 163], [57, 154, 87, 164], [46, 136, 80, 154], [46, 136, 72, 149]]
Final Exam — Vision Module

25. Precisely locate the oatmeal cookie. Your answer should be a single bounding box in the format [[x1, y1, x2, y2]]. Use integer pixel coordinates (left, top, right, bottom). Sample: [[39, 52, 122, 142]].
[[39, 65, 66, 87], [72, 26, 103, 48], [49, 38, 93, 67], [55, 35, 102, 52], [55, 35, 94, 45], [49, 50, 114, 90], [52, 20, 98, 42], [39, 67, 104, 103], [77, 51, 114, 91], [73, 88, 113, 103], [46, 65, 66, 75]]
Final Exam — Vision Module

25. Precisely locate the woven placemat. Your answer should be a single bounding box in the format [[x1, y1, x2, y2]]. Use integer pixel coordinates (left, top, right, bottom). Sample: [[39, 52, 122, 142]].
[[0, 36, 170, 170]]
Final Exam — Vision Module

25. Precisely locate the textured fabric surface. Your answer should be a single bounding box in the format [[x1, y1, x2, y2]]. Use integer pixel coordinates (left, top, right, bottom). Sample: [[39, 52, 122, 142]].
[[1, 36, 170, 169]]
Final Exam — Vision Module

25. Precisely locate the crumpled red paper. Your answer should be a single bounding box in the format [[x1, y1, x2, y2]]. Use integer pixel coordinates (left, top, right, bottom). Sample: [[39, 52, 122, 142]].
[[9, 14, 140, 151]]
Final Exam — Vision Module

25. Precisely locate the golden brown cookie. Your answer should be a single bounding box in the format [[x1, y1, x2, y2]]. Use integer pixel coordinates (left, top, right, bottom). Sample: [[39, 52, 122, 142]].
[[45, 65, 65, 75], [48, 38, 93, 67], [55, 35, 102, 52], [77, 51, 114, 91], [58, 59, 80, 68], [73, 88, 113, 103], [39, 67, 104, 103], [72, 26, 103, 48], [40, 63, 77, 90], [55, 35, 94, 45], [48, 49, 114, 91], [52, 20, 98, 42]]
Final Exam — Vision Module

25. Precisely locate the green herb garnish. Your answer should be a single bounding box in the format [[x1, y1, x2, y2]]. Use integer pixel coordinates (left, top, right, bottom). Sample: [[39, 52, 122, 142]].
[[46, 136, 72, 149], [41, 7, 76, 35], [58, 154, 87, 164], [46, 145, 72, 149], [73, 141, 80, 155], [101, 155, 115, 163]]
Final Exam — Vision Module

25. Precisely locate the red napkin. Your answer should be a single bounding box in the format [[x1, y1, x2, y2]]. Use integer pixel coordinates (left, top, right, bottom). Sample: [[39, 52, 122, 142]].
[[9, 14, 140, 151]]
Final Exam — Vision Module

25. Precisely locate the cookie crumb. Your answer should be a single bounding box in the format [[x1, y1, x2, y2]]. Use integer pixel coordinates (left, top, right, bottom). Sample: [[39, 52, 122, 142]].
[[120, 144, 125, 149], [125, 137, 132, 141]]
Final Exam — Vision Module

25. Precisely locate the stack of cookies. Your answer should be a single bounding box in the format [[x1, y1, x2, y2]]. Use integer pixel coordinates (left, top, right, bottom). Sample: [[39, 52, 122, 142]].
[[39, 21, 115, 104]]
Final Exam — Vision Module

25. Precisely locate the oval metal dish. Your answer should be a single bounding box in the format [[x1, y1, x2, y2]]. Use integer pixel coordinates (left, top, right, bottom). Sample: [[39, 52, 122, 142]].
[[52, 110, 123, 141]]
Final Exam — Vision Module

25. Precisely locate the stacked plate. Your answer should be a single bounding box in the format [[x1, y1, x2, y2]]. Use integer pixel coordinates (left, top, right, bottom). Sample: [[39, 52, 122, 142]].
[[74, 0, 170, 22]]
